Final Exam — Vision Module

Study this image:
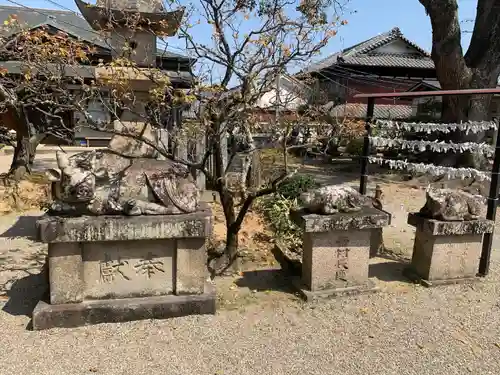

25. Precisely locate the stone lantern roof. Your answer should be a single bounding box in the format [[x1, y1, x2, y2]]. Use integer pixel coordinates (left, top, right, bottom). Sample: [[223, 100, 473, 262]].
[[96, 0, 165, 13], [75, 0, 184, 36]]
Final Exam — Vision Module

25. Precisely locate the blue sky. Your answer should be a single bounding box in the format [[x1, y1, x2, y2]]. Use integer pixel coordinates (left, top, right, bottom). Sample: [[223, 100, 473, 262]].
[[0, 0, 478, 66]]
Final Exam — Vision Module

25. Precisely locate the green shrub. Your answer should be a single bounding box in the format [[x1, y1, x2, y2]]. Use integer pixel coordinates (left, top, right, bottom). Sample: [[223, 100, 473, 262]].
[[256, 174, 318, 251], [277, 174, 319, 200], [259, 194, 302, 250]]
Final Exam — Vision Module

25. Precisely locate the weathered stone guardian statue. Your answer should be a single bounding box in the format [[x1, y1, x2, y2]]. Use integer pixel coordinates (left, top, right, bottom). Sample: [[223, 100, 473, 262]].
[[298, 184, 373, 214], [405, 187, 492, 286], [289, 183, 390, 301], [46, 149, 200, 216], [419, 186, 485, 221]]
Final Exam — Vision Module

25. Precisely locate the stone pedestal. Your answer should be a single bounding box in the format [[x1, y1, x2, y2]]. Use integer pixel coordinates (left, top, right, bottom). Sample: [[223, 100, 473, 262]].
[[290, 207, 390, 301], [33, 204, 215, 330], [405, 213, 494, 287]]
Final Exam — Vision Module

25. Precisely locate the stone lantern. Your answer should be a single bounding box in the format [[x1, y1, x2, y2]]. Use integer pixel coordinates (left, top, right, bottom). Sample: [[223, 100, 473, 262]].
[[75, 0, 186, 158], [76, 0, 184, 67]]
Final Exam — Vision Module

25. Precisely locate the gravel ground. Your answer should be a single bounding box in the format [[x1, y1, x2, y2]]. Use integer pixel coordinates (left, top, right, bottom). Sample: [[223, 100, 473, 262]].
[[1, 154, 500, 375], [1, 255, 500, 375], [1, 213, 500, 374]]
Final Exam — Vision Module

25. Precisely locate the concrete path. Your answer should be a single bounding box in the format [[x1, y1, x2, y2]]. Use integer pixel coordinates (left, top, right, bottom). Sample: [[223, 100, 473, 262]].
[[0, 149, 90, 175]]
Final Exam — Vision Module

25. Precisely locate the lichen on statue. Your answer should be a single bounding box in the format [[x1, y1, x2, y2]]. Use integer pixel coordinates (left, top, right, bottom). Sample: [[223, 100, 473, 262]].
[[419, 186, 485, 221], [298, 184, 373, 215]]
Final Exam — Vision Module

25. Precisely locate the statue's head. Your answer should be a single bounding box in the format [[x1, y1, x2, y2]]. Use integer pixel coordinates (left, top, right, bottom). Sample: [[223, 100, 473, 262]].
[[46, 150, 105, 203]]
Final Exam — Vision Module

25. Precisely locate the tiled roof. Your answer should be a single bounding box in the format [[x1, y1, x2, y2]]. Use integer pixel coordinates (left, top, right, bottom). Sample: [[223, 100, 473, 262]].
[[329, 103, 413, 120], [0, 60, 194, 83], [304, 27, 434, 73], [0, 5, 108, 46], [338, 54, 434, 69], [0, 5, 189, 60]]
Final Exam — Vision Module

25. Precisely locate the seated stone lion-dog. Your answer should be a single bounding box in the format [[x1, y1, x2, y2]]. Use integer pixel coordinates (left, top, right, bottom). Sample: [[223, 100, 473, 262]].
[[46, 150, 200, 216]]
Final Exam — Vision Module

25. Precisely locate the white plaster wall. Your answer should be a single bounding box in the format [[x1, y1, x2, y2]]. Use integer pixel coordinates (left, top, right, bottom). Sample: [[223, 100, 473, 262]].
[[256, 84, 307, 110], [373, 39, 421, 55]]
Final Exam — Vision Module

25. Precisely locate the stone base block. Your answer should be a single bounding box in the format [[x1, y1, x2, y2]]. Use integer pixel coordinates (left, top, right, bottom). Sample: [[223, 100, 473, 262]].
[[292, 277, 378, 302], [32, 283, 216, 330], [37, 207, 212, 304], [407, 213, 494, 282], [403, 267, 481, 288], [289, 207, 390, 294], [411, 231, 483, 280], [301, 229, 372, 291]]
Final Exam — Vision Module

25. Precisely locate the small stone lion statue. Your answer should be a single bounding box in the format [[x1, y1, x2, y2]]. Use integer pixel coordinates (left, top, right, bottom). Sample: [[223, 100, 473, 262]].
[[298, 184, 373, 214], [419, 186, 485, 221]]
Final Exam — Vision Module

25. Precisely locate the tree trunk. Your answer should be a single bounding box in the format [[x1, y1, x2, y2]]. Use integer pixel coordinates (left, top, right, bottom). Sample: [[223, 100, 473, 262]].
[[247, 150, 262, 190], [220, 188, 241, 271], [419, 0, 500, 167], [445, 89, 492, 168], [437, 84, 493, 168], [209, 121, 242, 275], [8, 134, 45, 180], [208, 188, 242, 276], [225, 224, 239, 268]]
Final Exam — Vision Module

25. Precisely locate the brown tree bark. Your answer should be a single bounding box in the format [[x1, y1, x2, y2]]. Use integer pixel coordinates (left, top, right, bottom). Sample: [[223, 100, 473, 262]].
[[8, 133, 46, 180], [419, 0, 500, 167], [206, 118, 242, 275], [220, 187, 240, 267]]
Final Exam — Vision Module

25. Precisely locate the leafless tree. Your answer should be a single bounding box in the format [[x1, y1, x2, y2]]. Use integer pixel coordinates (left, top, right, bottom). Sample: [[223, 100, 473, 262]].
[[156, 0, 347, 272]]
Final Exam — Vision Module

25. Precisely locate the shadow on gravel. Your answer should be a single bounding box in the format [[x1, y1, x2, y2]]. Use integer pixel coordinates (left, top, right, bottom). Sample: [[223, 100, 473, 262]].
[[1, 250, 48, 331], [369, 259, 410, 283], [235, 269, 296, 294], [2, 267, 47, 321], [0, 215, 42, 241]]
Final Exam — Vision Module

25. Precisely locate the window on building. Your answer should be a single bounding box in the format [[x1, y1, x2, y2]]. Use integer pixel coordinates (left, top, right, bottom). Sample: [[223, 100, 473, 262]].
[[416, 98, 442, 120]]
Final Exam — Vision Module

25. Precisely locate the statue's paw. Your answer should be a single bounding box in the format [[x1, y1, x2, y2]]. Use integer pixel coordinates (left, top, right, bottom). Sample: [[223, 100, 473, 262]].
[[107, 200, 122, 214], [87, 199, 104, 215], [344, 206, 362, 213], [441, 215, 463, 221], [49, 201, 63, 212], [465, 213, 479, 220], [124, 199, 141, 216], [323, 206, 338, 215], [48, 201, 74, 214]]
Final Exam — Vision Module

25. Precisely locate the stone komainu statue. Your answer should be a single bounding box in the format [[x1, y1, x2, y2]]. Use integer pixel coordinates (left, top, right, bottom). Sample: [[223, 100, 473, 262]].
[[419, 186, 485, 221], [298, 184, 373, 214], [46, 150, 200, 216]]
